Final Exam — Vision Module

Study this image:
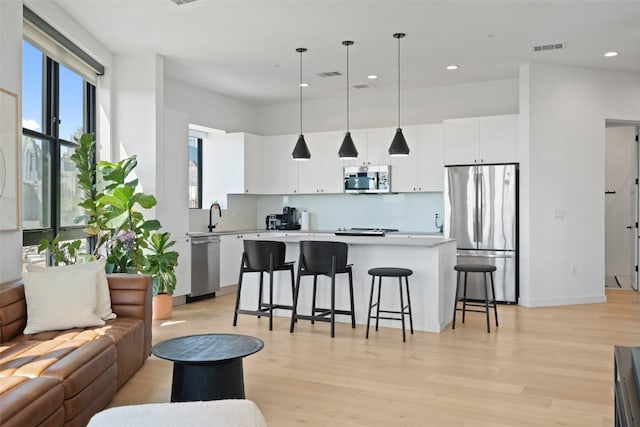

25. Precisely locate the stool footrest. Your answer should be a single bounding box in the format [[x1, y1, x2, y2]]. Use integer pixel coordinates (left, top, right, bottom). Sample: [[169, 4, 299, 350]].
[[456, 308, 491, 314], [259, 303, 294, 310]]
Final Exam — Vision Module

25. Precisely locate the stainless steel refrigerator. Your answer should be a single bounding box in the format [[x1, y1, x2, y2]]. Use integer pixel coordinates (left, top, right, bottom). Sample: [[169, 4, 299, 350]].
[[444, 163, 518, 303]]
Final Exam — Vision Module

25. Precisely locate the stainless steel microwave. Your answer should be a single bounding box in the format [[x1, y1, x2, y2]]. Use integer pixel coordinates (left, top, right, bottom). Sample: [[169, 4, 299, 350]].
[[343, 165, 391, 193]]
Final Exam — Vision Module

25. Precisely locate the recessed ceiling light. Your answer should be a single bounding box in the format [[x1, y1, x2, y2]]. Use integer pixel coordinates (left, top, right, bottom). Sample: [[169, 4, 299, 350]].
[[446, 65, 459, 70], [299, 83, 309, 87], [604, 51, 619, 57], [367, 74, 378, 80]]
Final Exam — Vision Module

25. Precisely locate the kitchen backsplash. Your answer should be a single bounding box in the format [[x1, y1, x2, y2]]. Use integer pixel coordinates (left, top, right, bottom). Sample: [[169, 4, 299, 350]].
[[190, 192, 443, 233], [256, 192, 444, 232]]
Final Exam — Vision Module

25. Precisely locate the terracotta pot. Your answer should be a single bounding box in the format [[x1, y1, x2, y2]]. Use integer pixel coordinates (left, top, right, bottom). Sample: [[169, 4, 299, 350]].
[[152, 294, 173, 320]]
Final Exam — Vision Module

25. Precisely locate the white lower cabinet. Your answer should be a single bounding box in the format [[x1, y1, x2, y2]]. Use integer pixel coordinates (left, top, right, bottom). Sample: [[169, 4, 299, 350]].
[[171, 234, 192, 297], [219, 233, 262, 287]]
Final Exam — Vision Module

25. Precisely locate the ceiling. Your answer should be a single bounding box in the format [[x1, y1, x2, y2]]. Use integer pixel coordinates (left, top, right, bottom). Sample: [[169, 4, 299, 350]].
[[50, 0, 640, 106]]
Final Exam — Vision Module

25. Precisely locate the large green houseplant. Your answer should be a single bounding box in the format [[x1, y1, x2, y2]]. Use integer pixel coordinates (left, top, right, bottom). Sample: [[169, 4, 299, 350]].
[[39, 133, 179, 317]]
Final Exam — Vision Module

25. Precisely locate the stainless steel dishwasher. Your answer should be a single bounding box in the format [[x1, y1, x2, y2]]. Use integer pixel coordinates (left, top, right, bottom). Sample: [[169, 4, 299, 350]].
[[188, 234, 220, 301]]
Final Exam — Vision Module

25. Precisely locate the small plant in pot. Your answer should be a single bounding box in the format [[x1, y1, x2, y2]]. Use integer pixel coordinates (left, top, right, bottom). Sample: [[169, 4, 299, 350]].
[[143, 232, 179, 320]]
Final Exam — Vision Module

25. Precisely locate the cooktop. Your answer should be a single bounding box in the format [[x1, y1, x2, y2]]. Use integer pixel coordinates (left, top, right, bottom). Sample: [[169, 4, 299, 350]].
[[334, 227, 398, 237]]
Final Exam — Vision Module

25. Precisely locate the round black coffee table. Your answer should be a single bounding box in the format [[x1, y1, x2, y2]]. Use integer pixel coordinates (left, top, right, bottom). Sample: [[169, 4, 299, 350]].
[[151, 333, 264, 402]]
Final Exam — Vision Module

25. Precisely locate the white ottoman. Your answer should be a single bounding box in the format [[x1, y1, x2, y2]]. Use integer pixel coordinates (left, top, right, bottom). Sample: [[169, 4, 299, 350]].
[[88, 400, 268, 427]]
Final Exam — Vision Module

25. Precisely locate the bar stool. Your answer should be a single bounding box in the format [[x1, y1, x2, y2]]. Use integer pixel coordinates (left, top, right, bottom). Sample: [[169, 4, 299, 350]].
[[452, 264, 499, 333], [233, 240, 295, 330], [289, 241, 356, 338], [366, 267, 414, 342]]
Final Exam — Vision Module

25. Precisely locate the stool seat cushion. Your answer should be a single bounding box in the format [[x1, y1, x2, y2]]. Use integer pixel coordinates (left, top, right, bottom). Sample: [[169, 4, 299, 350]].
[[368, 267, 413, 277], [454, 264, 497, 273], [88, 400, 268, 427]]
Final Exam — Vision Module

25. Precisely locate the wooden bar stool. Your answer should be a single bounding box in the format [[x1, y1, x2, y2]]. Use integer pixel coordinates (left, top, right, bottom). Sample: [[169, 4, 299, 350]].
[[452, 264, 499, 333], [233, 240, 295, 330], [366, 267, 414, 342]]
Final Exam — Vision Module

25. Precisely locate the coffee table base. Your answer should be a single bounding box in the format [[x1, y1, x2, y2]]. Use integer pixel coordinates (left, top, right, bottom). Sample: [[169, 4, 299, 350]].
[[171, 359, 245, 402]]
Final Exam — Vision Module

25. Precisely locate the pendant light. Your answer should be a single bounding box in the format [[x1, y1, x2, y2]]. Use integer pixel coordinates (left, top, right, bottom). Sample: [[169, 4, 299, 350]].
[[292, 47, 311, 160], [338, 40, 358, 159], [388, 33, 410, 157]]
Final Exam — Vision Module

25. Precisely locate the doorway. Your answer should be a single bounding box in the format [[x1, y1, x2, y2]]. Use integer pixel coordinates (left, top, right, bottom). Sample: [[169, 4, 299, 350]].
[[605, 121, 640, 291]]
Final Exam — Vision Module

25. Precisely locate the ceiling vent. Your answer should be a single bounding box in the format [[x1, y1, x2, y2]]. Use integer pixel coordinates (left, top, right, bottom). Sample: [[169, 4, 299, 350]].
[[352, 83, 372, 90], [532, 42, 566, 52], [170, 0, 199, 4], [318, 71, 342, 78]]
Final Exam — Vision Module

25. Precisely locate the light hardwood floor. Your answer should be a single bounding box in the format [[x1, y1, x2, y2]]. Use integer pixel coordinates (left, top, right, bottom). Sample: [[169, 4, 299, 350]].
[[110, 289, 639, 426]]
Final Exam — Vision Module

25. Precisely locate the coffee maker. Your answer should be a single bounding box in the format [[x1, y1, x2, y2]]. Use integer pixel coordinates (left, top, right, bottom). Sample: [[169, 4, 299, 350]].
[[265, 207, 300, 230], [281, 207, 299, 229]]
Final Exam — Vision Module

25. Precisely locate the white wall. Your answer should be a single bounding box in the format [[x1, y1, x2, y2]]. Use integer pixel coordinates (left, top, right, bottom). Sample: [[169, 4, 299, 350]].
[[112, 53, 162, 216], [164, 78, 259, 134], [0, 1, 23, 282], [605, 126, 636, 282], [520, 63, 640, 307], [258, 78, 519, 135]]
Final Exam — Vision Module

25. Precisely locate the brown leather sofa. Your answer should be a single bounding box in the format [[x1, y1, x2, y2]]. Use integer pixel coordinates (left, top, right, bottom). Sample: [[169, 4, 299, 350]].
[[0, 274, 152, 427]]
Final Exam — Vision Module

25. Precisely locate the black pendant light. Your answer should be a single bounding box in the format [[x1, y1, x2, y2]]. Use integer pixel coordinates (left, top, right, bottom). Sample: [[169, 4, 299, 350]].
[[389, 33, 410, 157], [292, 47, 311, 160], [338, 40, 358, 159]]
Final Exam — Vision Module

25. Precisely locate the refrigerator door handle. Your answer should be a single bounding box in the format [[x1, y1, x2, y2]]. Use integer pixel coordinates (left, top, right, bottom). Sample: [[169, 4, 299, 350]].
[[473, 168, 479, 243], [457, 253, 514, 259], [478, 171, 484, 237]]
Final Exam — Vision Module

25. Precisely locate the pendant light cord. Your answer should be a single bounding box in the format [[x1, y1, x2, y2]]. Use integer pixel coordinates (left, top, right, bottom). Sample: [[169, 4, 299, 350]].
[[397, 35, 401, 129], [346, 42, 350, 132], [299, 50, 303, 135]]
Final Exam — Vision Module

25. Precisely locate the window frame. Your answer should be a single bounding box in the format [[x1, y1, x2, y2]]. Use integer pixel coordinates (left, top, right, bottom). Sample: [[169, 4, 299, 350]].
[[188, 136, 203, 209], [21, 44, 97, 248]]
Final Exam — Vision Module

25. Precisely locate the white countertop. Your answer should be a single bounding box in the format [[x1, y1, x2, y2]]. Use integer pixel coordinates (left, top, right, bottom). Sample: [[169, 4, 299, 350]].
[[256, 232, 455, 247], [189, 229, 451, 246]]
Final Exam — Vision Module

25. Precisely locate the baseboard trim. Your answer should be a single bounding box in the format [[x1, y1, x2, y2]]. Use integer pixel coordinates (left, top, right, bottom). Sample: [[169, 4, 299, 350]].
[[519, 294, 607, 308]]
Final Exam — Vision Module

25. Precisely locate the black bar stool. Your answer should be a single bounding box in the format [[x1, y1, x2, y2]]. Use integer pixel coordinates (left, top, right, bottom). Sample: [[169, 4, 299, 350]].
[[233, 240, 295, 330], [289, 241, 356, 338], [366, 267, 414, 342], [452, 264, 499, 333]]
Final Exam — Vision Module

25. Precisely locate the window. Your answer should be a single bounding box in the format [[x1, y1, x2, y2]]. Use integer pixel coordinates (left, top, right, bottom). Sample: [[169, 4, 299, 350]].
[[21, 38, 96, 257], [188, 136, 202, 209]]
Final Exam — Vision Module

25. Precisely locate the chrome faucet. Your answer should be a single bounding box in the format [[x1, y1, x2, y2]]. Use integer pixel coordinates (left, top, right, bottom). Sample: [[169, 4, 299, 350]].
[[208, 202, 222, 232]]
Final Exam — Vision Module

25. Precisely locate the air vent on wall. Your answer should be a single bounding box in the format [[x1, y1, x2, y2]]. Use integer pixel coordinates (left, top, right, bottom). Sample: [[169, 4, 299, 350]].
[[318, 71, 342, 77], [532, 42, 566, 52], [171, 0, 198, 4]]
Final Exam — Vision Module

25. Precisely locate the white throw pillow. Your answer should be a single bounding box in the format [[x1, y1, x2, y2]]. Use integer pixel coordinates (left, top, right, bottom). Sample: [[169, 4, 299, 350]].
[[22, 270, 106, 334], [27, 258, 116, 320]]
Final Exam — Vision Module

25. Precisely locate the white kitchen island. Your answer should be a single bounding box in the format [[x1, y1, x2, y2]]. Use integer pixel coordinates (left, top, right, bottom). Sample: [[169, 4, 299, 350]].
[[235, 232, 457, 333]]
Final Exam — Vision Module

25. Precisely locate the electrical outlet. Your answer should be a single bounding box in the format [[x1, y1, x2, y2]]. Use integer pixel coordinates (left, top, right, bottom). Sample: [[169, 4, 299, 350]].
[[570, 264, 577, 276], [283, 195, 289, 204]]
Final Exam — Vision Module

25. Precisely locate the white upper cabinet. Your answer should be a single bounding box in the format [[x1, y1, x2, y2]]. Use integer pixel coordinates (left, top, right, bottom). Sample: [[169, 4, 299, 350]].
[[262, 135, 299, 194], [389, 125, 418, 192], [391, 124, 444, 192], [298, 131, 343, 194], [417, 124, 444, 191], [365, 127, 394, 166], [444, 114, 517, 165], [225, 132, 263, 194], [478, 115, 517, 164]]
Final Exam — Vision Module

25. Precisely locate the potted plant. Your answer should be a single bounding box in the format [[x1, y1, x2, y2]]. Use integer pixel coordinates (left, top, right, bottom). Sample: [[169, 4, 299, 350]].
[[38, 133, 180, 319], [143, 232, 179, 320]]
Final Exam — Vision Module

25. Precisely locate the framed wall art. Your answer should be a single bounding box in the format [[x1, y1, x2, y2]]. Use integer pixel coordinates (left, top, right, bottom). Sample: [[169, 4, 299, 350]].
[[0, 88, 19, 231]]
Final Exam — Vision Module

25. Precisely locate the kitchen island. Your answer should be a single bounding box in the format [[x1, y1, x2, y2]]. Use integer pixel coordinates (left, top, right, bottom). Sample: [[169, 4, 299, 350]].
[[235, 232, 457, 333]]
